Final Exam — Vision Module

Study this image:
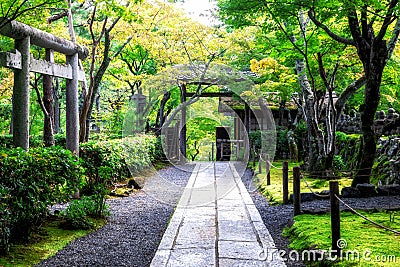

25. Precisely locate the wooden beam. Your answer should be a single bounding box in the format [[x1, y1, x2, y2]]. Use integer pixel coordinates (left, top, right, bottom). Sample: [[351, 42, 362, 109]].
[[0, 51, 85, 81], [0, 17, 88, 59]]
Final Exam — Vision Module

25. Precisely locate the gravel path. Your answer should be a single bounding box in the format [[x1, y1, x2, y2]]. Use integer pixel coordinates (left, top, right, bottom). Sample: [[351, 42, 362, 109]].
[[36, 164, 195, 267]]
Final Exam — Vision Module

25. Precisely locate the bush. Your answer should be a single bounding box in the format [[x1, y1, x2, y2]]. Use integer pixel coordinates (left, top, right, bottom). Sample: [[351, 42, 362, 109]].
[[79, 134, 156, 195], [61, 196, 109, 230], [0, 134, 158, 255], [249, 129, 288, 160], [335, 132, 361, 170], [0, 146, 81, 254]]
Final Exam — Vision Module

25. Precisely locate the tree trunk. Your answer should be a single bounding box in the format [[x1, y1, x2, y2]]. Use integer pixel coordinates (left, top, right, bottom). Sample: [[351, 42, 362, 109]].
[[156, 90, 171, 135], [353, 39, 388, 185], [278, 99, 285, 126], [43, 49, 55, 147], [53, 77, 60, 134], [353, 53, 385, 185], [296, 59, 325, 171]]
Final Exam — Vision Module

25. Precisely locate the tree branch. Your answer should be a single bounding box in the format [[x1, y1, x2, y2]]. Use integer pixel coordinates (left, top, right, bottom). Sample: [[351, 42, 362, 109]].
[[386, 18, 400, 63], [308, 9, 355, 45], [335, 75, 366, 119], [376, 0, 399, 41]]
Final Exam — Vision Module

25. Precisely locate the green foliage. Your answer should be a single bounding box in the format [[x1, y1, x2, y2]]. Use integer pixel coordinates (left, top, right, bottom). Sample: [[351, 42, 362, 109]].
[[335, 132, 361, 170], [333, 155, 345, 171], [249, 128, 288, 160], [0, 146, 81, 254], [61, 196, 109, 230], [79, 135, 156, 195]]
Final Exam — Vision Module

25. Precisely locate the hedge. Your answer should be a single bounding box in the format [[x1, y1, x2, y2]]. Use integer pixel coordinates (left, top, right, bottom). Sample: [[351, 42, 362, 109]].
[[0, 134, 158, 255], [0, 146, 80, 254]]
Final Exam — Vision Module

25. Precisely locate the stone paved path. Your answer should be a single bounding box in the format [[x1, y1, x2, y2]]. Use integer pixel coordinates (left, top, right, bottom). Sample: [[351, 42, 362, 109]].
[[151, 162, 286, 267]]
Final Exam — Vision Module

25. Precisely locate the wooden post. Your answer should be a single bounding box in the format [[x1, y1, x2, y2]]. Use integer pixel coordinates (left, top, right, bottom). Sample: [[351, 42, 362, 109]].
[[258, 149, 262, 174], [66, 53, 79, 155], [211, 142, 214, 162], [220, 142, 223, 160], [266, 154, 271, 185], [330, 180, 341, 257], [13, 36, 30, 150], [293, 166, 301, 215], [235, 142, 239, 160], [282, 161, 289, 204], [179, 84, 186, 164]]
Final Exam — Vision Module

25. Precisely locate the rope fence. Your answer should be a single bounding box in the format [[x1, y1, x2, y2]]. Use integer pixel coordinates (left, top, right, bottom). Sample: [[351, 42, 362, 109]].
[[301, 174, 330, 198], [334, 194, 400, 235]]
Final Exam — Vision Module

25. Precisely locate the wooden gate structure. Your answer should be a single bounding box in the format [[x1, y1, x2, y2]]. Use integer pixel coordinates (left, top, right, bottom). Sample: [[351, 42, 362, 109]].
[[0, 18, 88, 154]]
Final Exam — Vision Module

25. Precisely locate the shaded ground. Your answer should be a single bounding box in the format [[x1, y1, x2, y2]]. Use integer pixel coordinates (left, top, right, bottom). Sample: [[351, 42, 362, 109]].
[[36, 165, 194, 267]]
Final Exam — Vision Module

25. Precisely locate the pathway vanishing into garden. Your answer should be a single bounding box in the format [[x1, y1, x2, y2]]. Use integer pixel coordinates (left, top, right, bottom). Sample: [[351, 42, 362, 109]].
[[151, 162, 286, 266]]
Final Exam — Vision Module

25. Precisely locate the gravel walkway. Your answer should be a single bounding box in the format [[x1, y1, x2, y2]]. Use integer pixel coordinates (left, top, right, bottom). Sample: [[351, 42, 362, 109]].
[[36, 164, 195, 267]]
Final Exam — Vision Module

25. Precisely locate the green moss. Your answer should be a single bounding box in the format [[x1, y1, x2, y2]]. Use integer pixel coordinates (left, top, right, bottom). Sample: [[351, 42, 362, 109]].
[[0, 218, 105, 267], [255, 160, 352, 205], [284, 211, 400, 266]]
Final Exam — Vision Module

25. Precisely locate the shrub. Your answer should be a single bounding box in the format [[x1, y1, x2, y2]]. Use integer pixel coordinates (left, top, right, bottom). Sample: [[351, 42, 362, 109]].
[[61, 196, 109, 230], [0, 146, 81, 254], [249, 129, 288, 160], [0, 134, 158, 255]]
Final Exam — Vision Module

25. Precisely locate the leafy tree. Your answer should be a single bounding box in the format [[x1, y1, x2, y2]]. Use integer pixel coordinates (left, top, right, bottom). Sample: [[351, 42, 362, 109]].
[[307, 0, 400, 185], [218, 0, 367, 173], [0, 0, 63, 30], [77, 1, 136, 142], [250, 57, 298, 125]]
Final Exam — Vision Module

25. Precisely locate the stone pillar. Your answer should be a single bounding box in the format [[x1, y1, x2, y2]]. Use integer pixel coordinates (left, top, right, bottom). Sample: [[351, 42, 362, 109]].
[[66, 53, 79, 155], [13, 36, 30, 150]]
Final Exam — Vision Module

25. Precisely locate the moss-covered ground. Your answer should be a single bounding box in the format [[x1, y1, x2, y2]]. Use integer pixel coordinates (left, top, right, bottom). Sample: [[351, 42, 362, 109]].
[[284, 211, 400, 266], [0, 217, 105, 267], [254, 160, 353, 205]]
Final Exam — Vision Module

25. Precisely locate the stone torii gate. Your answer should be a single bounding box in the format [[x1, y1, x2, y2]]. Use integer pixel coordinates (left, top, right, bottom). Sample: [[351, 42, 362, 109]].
[[0, 18, 88, 154]]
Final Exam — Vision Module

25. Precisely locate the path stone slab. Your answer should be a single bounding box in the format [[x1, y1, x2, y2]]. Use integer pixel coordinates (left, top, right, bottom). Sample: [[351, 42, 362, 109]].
[[218, 240, 263, 260], [218, 219, 257, 242], [151, 162, 286, 267], [168, 248, 215, 267]]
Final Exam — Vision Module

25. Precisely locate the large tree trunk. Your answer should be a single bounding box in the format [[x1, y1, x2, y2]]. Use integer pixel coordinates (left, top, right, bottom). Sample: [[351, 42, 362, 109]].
[[353, 41, 387, 185]]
